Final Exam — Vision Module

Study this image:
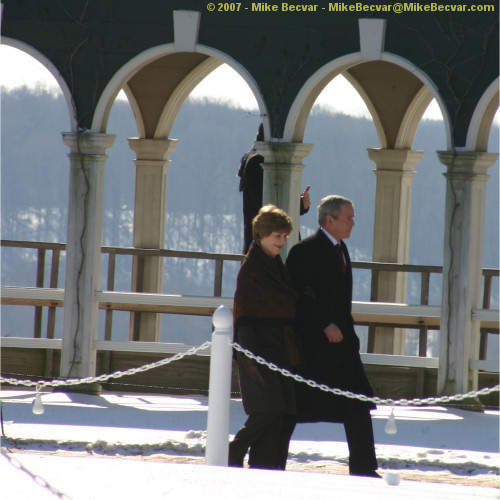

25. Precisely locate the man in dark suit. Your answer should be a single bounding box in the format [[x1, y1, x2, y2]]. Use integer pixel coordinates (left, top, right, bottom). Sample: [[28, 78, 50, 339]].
[[238, 123, 311, 254], [286, 194, 379, 477]]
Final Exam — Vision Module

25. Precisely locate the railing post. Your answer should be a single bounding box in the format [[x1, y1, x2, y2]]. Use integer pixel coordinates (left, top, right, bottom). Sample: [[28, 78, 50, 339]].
[[418, 271, 430, 357], [367, 268, 379, 353], [44, 248, 60, 377], [34, 248, 46, 338], [205, 305, 234, 466], [103, 251, 117, 374], [213, 258, 223, 297], [479, 272, 493, 360]]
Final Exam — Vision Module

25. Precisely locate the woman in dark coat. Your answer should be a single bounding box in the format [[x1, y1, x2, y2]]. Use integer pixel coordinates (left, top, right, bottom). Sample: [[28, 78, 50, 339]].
[[229, 205, 300, 470]]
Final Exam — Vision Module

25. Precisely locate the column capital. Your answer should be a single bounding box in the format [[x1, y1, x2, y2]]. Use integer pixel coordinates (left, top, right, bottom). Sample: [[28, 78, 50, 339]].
[[127, 137, 178, 161], [367, 148, 424, 171], [437, 151, 498, 178], [254, 141, 313, 168], [62, 132, 116, 155], [253, 142, 312, 253]]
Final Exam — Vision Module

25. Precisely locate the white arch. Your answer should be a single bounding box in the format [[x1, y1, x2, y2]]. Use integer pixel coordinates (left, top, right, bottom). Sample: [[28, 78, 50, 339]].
[[381, 53, 451, 149], [341, 70, 388, 148], [466, 78, 500, 152], [284, 51, 452, 149], [195, 45, 270, 139], [395, 85, 435, 150], [1, 37, 76, 130], [92, 43, 269, 137], [92, 43, 176, 133], [153, 57, 222, 138], [283, 53, 360, 143]]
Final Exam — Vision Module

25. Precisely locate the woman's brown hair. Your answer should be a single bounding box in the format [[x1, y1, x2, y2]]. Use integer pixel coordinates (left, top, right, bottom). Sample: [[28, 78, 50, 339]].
[[252, 204, 293, 243]]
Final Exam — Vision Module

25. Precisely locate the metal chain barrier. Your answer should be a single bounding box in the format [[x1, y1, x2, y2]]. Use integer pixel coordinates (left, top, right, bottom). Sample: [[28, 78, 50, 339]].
[[0, 338, 498, 406], [0, 340, 213, 497], [231, 342, 500, 406], [0, 341, 211, 390], [1, 336, 498, 496], [1, 447, 72, 500], [2, 332, 498, 498]]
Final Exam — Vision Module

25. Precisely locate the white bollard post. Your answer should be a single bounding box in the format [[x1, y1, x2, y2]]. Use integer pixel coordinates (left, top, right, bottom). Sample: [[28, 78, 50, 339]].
[[205, 305, 234, 466]]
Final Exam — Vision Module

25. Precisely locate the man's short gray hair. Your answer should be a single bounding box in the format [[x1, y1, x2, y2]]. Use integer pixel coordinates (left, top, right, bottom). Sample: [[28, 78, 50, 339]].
[[317, 195, 353, 226]]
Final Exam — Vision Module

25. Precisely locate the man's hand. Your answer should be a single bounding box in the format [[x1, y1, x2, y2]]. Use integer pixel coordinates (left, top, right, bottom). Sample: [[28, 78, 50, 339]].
[[323, 323, 343, 343]]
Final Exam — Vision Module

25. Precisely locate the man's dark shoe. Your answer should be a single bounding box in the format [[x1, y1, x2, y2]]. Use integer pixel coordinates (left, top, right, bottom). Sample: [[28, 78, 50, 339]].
[[350, 470, 382, 478]]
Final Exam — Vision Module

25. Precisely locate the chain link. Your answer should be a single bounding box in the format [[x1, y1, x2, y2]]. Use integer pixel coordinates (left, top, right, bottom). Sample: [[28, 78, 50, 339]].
[[0, 339, 498, 406], [0, 341, 211, 390], [231, 342, 500, 406], [1, 447, 72, 499]]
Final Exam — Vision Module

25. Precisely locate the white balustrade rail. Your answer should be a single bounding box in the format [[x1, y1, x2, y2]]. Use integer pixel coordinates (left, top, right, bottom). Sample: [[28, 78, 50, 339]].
[[1, 285, 498, 373]]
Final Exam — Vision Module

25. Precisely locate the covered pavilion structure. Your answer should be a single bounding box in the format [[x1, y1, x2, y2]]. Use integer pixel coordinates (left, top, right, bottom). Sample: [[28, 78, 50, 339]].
[[1, 1, 498, 402]]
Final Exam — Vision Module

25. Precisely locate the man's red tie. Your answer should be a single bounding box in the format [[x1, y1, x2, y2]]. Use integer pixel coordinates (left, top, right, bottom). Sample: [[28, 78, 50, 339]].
[[335, 243, 346, 274]]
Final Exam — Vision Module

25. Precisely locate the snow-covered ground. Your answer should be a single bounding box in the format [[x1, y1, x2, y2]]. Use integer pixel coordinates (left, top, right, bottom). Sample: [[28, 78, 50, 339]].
[[0, 389, 498, 499]]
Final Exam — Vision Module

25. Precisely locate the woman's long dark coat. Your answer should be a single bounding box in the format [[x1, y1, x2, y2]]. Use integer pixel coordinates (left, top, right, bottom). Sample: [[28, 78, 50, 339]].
[[235, 323, 296, 415], [233, 244, 298, 416]]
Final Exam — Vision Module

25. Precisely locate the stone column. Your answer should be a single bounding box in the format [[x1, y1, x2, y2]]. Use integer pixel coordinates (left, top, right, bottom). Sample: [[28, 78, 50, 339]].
[[254, 141, 313, 253], [437, 151, 497, 400], [368, 148, 424, 354], [128, 138, 178, 342], [60, 132, 116, 380]]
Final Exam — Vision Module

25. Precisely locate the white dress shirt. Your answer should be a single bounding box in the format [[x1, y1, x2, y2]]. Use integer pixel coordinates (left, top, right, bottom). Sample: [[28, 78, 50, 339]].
[[321, 227, 346, 265]]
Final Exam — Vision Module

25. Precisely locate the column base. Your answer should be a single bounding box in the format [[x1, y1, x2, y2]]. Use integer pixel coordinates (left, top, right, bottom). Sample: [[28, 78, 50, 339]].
[[56, 382, 102, 395]]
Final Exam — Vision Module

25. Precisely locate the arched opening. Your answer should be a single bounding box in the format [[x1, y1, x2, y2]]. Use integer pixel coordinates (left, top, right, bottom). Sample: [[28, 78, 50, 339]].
[[0, 45, 69, 341], [284, 55, 496, 358], [482, 108, 500, 361], [301, 75, 377, 282], [96, 58, 263, 345], [0, 46, 266, 347], [159, 64, 261, 344], [300, 75, 377, 352]]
